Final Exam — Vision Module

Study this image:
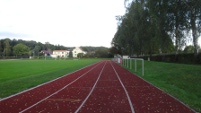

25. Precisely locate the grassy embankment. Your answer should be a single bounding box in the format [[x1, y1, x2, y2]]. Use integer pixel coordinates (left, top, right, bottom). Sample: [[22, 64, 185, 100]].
[[124, 60, 201, 112], [0, 59, 101, 98]]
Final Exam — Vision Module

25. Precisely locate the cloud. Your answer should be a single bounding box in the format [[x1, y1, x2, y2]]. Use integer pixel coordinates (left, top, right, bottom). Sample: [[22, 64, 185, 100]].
[[0, 0, 126, 47], [0, 31, 30, 39]]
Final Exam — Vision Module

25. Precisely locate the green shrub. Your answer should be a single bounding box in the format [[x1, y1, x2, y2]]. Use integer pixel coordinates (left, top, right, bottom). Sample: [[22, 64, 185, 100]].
[[141, 53, 201, 64]]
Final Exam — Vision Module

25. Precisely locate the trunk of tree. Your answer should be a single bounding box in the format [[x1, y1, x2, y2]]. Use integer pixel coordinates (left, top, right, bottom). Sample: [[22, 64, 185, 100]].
[[175, 17, 179, 54], [190, 8, 198, 57]]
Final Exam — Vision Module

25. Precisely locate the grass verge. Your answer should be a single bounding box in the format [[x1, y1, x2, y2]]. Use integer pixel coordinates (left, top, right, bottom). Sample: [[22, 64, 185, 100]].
[[0, 58, 101, 98], [124, 60, 201, 112]]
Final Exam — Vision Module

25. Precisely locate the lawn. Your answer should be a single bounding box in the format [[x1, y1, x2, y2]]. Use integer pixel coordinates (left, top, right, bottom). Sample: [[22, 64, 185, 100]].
[[0, 59, 101, 98], [124, 60, 201, 112]]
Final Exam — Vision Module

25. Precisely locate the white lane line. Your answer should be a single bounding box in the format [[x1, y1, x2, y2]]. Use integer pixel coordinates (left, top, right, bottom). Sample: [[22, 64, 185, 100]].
[[74, 61, 107, 113], [110, 61, 135, 113], [19, 61, 103, 113]]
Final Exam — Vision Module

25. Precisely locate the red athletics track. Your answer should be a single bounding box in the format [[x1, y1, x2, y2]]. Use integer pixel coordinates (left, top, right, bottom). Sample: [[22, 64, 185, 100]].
[[0, 60, 195, 113]]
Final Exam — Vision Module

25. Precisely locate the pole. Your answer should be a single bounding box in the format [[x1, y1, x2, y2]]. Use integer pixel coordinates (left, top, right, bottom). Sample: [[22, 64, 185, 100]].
[[142, 59, 144, 76], [135, 59, 137, 72], [127, 59, 129, 68], [130, 59, 132, 69]]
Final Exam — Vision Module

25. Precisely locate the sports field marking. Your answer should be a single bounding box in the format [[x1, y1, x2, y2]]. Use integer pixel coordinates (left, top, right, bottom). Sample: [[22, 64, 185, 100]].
[[110, 61, 135, 113], [19, 62, 103, 113], [74, 61, 107, 113]]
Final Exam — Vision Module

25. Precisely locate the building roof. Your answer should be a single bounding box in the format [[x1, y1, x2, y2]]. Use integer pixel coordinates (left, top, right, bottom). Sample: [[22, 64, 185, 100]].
[[41, 50, 52, 54], [53, 50, 68, 52]]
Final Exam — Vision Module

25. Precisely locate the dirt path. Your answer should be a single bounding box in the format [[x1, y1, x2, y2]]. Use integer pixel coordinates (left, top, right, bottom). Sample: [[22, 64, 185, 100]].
[[0, 60, 195, 113]]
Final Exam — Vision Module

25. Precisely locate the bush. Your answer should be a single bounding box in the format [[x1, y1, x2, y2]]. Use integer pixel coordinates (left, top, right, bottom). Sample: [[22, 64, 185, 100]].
[[141, 53, 201, 64]]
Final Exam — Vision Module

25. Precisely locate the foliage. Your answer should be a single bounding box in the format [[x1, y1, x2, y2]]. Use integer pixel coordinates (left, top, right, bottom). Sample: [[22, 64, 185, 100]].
[[185, 0, 201, 56], [94, 48, 110, 58], [112, 0, 174, 56], [113, 0, 201, 57], [140, 53, 201, 64], [33, 45, 41, 58], [13, 43, 30, 57], [0, 38, 72, 59], [77, 53, 84, 58], [0, 38, 112, 59], [183, 45, 194, 53], [81, 46, 112, 58], [3, 39, 11, 56], [81, 46, 97, 52], [0, 41, 2, 56], [69, 50, 73, 58]]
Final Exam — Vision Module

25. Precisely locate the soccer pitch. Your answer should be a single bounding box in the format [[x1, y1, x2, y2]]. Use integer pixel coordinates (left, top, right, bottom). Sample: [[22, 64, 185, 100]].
[[0, 59, 101, 98]]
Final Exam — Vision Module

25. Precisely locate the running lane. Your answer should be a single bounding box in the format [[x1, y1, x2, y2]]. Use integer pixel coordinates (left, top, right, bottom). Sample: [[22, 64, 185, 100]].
[[0, 61, 105, 113], [75, 60, 134, 113], [19, 61, 106, 113]]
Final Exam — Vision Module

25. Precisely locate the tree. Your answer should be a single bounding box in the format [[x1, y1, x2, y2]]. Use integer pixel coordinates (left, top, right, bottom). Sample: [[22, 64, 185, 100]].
[[147, 0, 172, 53], [3, 39, 11, 57], [77, 53, 84, 58], [33, 45, 41, 58], [165, 0, 188, 53], [185, 0, 201, 56], [0, 41, 2, 56], [112, 0, 174, 57], [13, 43, 30, 57], [45, 42, 51, 51], [183, 45, 194, 53], [69, 50, 73, 58], [95, 47, 111, 58]]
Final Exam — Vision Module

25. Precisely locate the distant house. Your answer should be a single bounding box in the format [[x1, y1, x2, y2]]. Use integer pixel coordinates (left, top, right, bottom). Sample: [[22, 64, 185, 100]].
[[51, 47, 86, 58], [51, 50, 69, 58], [72, 47, 87, 58]]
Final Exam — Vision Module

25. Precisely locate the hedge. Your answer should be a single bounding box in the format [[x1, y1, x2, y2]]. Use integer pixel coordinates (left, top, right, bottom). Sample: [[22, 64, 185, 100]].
[[140, 53, 201, 64]]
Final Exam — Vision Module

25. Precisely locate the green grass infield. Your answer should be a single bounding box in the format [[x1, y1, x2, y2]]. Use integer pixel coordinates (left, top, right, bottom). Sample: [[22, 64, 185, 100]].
[[0, 58, 101, 98]]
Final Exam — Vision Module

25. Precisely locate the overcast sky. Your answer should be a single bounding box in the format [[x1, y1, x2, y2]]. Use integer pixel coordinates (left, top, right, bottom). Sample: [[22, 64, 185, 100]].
[[0, 0, 125, 47], [1, 0, 200, 48]]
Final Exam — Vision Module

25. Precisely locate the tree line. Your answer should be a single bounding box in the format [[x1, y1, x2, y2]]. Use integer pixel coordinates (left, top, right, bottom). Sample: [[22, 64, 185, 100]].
[[0, 38, 72, 58], [111, 0, 201, 57], [0, 38, 112, 58], [81, 46, 113, 58]]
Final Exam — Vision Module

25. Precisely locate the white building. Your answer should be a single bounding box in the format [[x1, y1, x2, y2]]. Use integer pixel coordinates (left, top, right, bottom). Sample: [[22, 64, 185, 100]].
[[51, 50, 69, 58], [51, 47, 86, 58], [72, 47, 87, 58]]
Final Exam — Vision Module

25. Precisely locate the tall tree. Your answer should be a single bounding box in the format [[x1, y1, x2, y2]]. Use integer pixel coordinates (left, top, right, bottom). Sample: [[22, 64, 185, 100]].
[[45, 42, 51, 50], [115, 0, 201, 57], [69, 50, 73, 58], [33, 45, 41, 58], [186, 0, 201, 56], [0, 41, 2, 56], [148, 0, 175, 53], [167, 0, 188, 53], [3, 39, 11, 57], [113, 0, 174, 56]]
